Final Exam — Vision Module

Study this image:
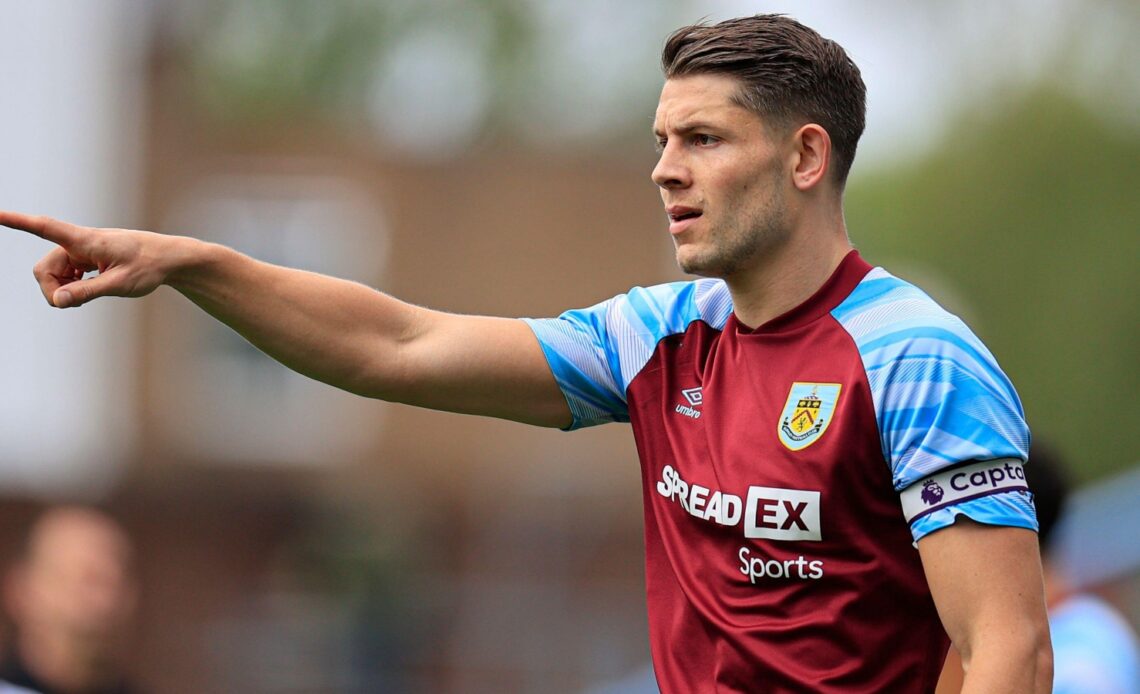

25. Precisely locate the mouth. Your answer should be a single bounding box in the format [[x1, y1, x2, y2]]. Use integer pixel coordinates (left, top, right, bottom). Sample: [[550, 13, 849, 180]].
[[667, 206, 703, 235]]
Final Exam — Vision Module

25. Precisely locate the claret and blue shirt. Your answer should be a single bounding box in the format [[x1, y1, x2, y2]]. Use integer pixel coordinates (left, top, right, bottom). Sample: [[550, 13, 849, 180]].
[[523, 251, 1035, 693]]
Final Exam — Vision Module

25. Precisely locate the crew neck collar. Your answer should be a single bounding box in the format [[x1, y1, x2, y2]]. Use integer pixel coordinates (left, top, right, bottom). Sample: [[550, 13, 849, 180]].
[[731, 250, 871, 334]]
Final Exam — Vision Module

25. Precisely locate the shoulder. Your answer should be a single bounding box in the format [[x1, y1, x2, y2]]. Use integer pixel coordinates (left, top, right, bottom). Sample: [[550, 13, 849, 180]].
[[594, 277, 731, 339], [830, 266, 1016, 400], [830, 267, 1028, 491], [529, 276, 730, 343], [522, 278, 731, 429], [557, 277, 731, 381], [537, 277, 730, 360], [831, 267, 979, 354]]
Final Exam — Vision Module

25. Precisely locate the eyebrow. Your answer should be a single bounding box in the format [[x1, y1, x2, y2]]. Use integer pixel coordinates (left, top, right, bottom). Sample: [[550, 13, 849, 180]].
[[652, 120, 716, 139]]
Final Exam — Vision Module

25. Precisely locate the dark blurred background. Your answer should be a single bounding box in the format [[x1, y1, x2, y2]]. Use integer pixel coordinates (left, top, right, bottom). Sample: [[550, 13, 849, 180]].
[[0, 1, 1136, 692]]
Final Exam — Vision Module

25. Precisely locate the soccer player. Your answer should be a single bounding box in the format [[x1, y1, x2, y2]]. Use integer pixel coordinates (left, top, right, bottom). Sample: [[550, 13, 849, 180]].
[[2, 14, 1051, 694]]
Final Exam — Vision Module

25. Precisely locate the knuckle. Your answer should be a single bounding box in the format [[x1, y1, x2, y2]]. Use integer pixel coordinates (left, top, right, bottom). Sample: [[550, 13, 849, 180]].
[[32, 265, 52, 285]]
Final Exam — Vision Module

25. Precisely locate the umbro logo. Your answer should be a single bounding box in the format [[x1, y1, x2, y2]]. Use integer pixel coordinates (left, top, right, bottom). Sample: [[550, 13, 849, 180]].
[[675, 387, 703, 419]]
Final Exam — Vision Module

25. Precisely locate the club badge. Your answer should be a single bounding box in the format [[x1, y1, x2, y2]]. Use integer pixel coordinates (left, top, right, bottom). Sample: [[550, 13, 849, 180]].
[[778, 382, 842, 451]]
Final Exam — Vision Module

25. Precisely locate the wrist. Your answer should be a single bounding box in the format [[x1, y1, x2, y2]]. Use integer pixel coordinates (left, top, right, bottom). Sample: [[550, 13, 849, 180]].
[[163, 235, 228, 293]]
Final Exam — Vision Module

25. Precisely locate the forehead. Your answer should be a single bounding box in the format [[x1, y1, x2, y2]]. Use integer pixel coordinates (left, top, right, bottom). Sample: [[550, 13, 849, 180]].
[[29, 513, 131, 569], [654, 73, 753, 130]]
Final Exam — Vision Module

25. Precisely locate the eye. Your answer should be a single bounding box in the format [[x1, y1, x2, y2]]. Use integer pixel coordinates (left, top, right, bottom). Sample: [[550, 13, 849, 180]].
[[692, 133, 717, 147], [655, 136, 668, 152]]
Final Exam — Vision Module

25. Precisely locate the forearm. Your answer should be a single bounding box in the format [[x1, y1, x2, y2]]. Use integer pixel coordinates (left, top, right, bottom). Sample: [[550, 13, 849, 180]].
[[166, 236, 423, 397], [2, 211, 570, 426]]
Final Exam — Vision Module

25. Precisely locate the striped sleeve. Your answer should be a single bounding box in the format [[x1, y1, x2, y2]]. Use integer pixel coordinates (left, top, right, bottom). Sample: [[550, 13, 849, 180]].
[[832, 268, 1035, 541], [522, 279, 731, 430]]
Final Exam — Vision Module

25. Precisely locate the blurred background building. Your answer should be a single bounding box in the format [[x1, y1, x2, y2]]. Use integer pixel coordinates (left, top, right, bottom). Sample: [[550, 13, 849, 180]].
[[0, 0, 1137, 692]]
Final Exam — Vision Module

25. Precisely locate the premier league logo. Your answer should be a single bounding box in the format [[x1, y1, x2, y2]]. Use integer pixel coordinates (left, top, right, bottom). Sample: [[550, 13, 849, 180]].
[[778, 382, 842, 451], [920, 479, 944, 506]]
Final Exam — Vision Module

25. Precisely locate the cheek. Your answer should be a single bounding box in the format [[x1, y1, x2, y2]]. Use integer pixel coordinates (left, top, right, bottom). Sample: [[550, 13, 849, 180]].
[[716, 177, 758, 214]]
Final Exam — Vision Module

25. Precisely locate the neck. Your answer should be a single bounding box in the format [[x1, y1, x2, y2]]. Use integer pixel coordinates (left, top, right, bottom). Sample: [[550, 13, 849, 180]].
[[725, 213, 852, 329]]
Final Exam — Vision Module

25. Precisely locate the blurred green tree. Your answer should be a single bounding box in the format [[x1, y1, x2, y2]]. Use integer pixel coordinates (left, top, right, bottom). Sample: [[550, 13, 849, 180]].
[[178, 0, 679, 153], [847, 88, 1140, 480], [185, 0, 534, 124]]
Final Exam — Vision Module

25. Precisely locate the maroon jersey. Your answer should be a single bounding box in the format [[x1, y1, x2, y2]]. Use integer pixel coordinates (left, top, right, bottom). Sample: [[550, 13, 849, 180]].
[[525, 252, 1033, 692]]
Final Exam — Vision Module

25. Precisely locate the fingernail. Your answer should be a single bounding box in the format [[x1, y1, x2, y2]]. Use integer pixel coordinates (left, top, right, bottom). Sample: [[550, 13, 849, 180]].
[[55, 290, 73, 308]]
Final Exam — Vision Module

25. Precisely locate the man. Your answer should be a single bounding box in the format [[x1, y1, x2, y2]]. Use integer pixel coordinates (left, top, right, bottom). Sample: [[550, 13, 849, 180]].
[[1, 507, 138, 694], [2, 14, 1050, 693]]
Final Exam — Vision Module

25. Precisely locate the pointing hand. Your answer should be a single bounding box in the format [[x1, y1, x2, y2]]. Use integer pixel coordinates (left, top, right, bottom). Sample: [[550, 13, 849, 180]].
[[1, 211, 177, 308]]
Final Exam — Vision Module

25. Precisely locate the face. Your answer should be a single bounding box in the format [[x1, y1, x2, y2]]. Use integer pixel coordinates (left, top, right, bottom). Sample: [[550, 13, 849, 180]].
[[652, 74, 793, 278], [12, 511, 137, 644]]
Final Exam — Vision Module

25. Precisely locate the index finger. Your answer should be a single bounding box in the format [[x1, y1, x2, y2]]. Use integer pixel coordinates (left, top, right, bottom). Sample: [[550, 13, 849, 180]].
[[0, 211, 83, 246]]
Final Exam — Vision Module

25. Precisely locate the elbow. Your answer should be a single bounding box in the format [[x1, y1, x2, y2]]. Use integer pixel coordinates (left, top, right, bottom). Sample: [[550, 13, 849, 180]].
[[1011, 614, 1053, 693], [957, 618, 1053, 693]]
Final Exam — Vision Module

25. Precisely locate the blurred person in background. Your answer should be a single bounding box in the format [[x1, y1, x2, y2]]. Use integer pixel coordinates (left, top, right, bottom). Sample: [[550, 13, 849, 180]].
[[0, 507, 138, 694], [1, 14, 1051, 693], [938, 444, 1140, 693]]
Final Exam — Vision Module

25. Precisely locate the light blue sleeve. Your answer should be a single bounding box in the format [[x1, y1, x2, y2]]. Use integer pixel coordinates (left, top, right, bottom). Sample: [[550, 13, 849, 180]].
[[522, 278, 731, 430], [832, 268, 1034, 541]]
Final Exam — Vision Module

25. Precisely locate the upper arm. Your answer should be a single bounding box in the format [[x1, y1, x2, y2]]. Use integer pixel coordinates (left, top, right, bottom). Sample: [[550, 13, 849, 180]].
[[833, 269, 1049, 688], [918, 520, 1052, 692], [383, 311, 573, 428], [366, 279, 726, 430]]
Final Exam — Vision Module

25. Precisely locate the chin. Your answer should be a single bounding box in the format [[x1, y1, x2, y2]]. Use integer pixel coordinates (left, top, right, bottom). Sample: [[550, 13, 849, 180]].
[[674, 248, 700, 275], [676, 253, 724, 278], [675, 241, 726, 277]]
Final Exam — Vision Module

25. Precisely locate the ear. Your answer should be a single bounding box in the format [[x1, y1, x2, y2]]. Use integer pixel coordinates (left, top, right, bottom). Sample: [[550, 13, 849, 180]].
[[791, 124, 831, 191]]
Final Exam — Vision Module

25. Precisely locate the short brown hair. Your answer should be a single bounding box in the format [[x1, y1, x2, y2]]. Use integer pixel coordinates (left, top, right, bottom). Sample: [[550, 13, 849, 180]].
[[662, 14, 866, 185]]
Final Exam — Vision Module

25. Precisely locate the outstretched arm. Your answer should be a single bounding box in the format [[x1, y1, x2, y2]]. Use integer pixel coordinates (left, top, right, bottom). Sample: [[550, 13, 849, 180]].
[[919, 519, 1053, 693], [2, 212, 573, 428]]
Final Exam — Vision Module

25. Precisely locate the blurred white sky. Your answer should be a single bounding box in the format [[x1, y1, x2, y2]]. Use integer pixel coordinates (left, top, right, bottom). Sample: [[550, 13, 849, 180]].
[[0, 1, 150, 496]]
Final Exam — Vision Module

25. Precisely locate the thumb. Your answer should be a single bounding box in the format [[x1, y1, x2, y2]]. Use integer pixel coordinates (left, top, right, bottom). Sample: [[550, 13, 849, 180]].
[[52, 272, 121, 308]]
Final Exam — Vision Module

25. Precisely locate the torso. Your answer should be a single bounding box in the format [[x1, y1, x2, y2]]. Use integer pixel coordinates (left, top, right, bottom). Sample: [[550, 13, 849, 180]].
[[628, 283, 946, 693]]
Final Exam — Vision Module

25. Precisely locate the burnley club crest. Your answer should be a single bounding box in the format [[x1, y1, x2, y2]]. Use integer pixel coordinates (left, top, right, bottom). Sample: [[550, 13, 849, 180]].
[[778, 382, 842, 451]]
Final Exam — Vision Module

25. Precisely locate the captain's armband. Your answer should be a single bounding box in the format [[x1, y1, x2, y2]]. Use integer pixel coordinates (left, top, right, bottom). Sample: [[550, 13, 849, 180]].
[[900, 459, 1029, 524]]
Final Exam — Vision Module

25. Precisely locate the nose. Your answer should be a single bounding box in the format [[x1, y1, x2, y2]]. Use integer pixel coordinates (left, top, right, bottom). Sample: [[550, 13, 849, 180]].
[[651, 143, 690, 190]]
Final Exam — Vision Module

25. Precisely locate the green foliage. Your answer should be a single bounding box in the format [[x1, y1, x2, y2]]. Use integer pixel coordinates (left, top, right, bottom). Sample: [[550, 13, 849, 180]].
[[847, 89, 1140, 480], [187, 0, 537, 126]]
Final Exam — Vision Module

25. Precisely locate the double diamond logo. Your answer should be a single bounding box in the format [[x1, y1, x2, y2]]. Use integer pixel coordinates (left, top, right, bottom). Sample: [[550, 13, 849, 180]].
[[675, 387, 703, 420]]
